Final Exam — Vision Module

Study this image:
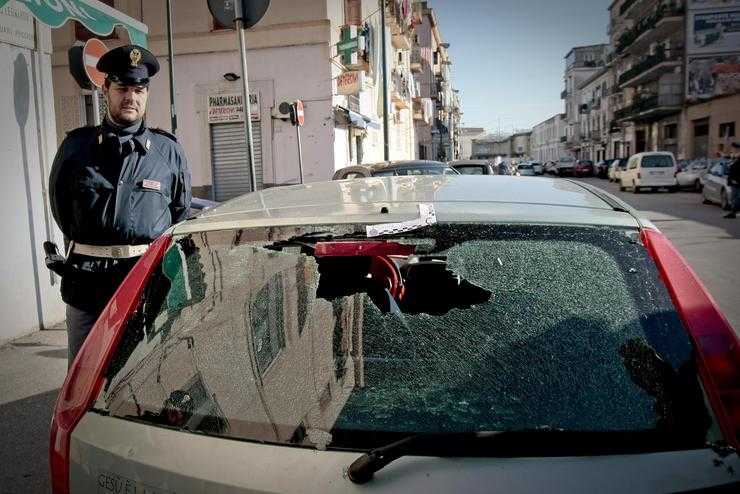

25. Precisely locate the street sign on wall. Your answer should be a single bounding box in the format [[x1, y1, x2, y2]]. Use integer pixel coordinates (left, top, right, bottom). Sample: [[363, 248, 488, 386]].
[[337, 70, 365, 95], [207, 93, 260, 123], [0, 1, 35, 49]]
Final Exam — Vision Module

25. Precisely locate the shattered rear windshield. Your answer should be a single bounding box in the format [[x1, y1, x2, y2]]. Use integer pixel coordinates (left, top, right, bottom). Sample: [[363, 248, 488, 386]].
[[96, 224, 714, 451]]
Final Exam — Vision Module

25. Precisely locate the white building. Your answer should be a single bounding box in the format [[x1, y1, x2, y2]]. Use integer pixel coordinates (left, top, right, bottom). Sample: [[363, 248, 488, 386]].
[[458, 127, 485, 159], [531, 114, 566, 162], [51, 0, 417, 200]]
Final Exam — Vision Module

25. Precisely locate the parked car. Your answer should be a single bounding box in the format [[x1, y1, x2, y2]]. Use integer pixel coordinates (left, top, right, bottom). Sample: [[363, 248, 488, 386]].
[[515, 162, 536, 176], [702, 160, 733, 210], [620, 152, 678, 193], [544, 161, 558, 175], [594, 160, 610, 179], [449, 160, 497, 175], [497, 161, 515, 175], [676, 161, 709, 191], [530, 161, 544, 175], [51, 176, 740, 493], [333, 160, 459, 180], [608, 158, 628, 183], [573, 160, 594, 177], [554, 156, 576, 176]]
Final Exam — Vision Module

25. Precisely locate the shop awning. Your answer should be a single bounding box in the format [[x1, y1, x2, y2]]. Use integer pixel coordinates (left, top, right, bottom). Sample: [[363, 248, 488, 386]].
[[1, 0, 148, 46]]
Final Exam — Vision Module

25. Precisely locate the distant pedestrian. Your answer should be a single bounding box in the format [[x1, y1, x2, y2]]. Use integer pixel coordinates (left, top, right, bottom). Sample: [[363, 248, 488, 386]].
[[48, 45, 191, 365], [724, 142, 740, 219]]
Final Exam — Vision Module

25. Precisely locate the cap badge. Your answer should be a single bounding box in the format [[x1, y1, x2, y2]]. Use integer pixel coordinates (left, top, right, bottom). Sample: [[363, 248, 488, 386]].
[[130, 48, 142, 67]]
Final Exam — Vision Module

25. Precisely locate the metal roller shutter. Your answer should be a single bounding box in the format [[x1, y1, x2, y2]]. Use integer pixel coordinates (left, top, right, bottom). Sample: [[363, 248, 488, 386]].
[[210, 122, 263, 202]]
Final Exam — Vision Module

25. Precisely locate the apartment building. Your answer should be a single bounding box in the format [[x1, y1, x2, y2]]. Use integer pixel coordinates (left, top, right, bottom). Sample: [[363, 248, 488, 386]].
[[562, 44, 608, 158], [531, 114, 567, 162], [50, 0, 418, 200], [578, 68, 617, 162], [609, 0, 685, 157]]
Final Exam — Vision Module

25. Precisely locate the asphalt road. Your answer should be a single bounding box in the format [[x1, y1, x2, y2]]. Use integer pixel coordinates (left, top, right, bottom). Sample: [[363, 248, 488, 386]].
[[573, 176, 740, 334], [0, 177, 737, 492]]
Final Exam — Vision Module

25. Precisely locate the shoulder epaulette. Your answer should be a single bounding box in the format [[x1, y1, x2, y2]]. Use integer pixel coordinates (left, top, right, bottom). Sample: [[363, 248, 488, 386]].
[[150, 127, 178, 142]]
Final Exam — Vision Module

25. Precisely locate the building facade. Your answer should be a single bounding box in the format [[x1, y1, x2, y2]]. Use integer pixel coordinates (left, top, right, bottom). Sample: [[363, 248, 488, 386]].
[[458, 127, 486, 159], [531, 114, 567, 162], [562, 44, 608, 159]]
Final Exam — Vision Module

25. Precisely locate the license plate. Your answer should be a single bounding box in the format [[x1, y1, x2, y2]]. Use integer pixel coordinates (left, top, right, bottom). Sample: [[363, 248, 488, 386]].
[[649, 171, 661, 176]]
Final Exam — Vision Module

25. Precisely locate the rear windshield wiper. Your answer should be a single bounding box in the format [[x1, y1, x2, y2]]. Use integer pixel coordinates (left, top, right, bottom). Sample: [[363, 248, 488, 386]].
[[347, 429, 712, 484]]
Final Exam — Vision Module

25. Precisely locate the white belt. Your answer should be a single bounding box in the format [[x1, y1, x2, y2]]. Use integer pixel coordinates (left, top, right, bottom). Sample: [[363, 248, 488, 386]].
[[72, 242, 150, 259]]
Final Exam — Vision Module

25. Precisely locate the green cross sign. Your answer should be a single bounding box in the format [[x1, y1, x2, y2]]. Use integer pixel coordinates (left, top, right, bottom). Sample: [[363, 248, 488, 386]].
[[337, 25, 360, 66], [0, 0, 148, 46]]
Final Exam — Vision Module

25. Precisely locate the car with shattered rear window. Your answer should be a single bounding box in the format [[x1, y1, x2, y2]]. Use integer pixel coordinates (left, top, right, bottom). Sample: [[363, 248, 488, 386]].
[[51, 176, 740, 494]]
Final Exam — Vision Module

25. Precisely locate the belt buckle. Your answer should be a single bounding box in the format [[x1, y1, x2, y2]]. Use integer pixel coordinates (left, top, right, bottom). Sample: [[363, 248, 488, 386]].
[[111, 246, 123, 258]]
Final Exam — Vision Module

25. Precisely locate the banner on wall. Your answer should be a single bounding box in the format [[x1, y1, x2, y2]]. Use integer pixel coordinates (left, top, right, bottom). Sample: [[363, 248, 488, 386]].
[[686, 54, 740, 99], [688, 9, 740, 54], [207, 93, 260, 123]]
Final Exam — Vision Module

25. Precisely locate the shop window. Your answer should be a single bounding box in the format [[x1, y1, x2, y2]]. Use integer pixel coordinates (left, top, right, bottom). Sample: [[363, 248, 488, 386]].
[[719, 122, 735, 138], [664, 124, 678, 140], [75, 0, 117, 41]]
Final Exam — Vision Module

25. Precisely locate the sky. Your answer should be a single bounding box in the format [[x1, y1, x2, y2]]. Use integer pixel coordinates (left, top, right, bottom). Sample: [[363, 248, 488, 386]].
[[431, 0, 611, 134]]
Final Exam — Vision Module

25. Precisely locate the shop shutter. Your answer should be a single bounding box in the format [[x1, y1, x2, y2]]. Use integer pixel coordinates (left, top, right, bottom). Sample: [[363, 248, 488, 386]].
[[210, 122, 263, 202]]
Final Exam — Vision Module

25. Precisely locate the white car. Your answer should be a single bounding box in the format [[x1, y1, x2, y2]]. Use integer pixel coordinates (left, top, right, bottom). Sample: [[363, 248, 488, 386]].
[[52, 177, 740, 494], [531, 161, 544, 175], [702, 160, 733, 209], [676, 161, 709, 191], [620, 152, 678, 193]]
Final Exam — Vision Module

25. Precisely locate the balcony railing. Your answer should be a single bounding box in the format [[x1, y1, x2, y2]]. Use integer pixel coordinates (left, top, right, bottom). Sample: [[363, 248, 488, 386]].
[[614, 91, 682, 121], [618, 46, 680, 86], [616, 4, 685, 54], [590, 130, 602, 141]]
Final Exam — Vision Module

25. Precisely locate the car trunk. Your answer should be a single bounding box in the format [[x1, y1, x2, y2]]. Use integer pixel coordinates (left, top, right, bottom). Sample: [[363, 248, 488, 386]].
[[68, 223, 738, 493]]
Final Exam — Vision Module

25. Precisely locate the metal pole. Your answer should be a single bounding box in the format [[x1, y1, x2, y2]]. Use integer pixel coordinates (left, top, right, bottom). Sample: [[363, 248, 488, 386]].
[[235, 0, 258, 191], [166, 0, 177, 134], [296, 125, 304, 184], [91, 87, 101, 125], [380, 0, 389, 161]]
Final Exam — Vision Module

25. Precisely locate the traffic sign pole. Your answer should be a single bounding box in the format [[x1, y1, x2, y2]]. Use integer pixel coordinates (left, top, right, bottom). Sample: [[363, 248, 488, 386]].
[[91, 88, 101, 125], [235, 0, 258, 192]]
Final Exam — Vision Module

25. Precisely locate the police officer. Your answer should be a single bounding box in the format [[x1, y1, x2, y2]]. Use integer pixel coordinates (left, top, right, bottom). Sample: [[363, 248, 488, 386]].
[[724, 142, 740, 219], [49, 45, 191, 364]]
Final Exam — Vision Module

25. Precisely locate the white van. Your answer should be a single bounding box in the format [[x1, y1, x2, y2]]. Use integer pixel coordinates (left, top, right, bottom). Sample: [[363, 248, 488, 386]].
[[619, 152, 678, 193]]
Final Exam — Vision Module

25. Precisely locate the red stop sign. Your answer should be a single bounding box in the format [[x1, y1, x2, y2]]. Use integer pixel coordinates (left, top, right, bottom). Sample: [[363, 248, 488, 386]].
[[83, 38, 109, 88], [294, 99, 305, 126]]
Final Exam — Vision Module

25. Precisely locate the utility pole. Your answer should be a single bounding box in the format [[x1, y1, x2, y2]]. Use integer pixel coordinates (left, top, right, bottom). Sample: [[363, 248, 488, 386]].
[[234, 0, 259, 191], [380, 0, 389, 161], [166, 0, 177, 134]]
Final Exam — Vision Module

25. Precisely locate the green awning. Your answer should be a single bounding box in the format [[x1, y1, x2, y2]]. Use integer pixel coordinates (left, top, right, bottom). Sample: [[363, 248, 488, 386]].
[[1, 0, 148, 46]]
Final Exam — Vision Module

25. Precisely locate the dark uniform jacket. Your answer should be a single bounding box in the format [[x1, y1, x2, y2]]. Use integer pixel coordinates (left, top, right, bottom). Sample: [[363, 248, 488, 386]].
[[729, 157, 740, 187], [50, 122, 191, 313]]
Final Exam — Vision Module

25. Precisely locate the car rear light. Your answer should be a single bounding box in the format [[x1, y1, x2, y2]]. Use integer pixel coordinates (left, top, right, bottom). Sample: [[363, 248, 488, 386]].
[[637, 172, 641, 179], [641, 229, 740, 448], [49, 234, 173, 494]]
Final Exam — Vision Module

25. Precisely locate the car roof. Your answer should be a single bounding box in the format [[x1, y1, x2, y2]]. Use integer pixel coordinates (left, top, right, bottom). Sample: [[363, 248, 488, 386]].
[[175, 176, 646, 235], [633, 152, 674, 157], [450, 160, 490, 166]]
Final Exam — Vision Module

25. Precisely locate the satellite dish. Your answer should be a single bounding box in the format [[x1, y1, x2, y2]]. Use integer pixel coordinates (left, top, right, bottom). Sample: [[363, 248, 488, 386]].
[[207, 0, 270, 29]]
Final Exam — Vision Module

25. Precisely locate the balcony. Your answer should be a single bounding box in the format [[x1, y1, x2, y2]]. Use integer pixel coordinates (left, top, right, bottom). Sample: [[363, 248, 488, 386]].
[[391, 69, 411, 110], [619, 0, 639, 17], [616, 4, 685, 55], [609, 121, 622, 133], [618, 46, 682, 88], [579, 103, 590, 114], [561, 89, 568, 99], [615, 91, 682, 122], [560, 136, 567, 143], [590, 130, 602, 142]]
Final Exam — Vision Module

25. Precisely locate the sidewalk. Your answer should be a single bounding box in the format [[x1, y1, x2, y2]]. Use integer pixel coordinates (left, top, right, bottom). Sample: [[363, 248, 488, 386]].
[[0, 326, 68, 493]]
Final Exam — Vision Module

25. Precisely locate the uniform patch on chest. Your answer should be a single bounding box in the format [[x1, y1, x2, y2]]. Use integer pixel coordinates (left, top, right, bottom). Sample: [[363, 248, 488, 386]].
[[142, 179, 162, 191]]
